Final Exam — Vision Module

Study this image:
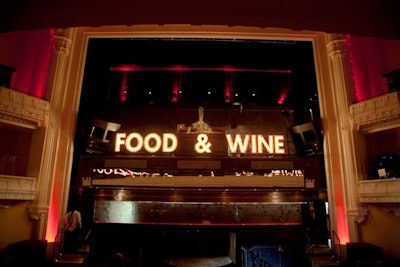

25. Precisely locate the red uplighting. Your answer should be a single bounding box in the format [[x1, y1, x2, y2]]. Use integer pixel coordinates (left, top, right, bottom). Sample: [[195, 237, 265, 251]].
[[120, 72, 128, 102], [221, 66, 237, 72], [224, 72, 233, 103], [277, 86, 289, 104], [346, 35, 365, 102], [10, 29, 54, 99], [171, 72, 183, 102], [46, 180, 61, 242], [346, 35, 389, 102], [111, 65, 291, 74], [333, 190, 350, 244], [171, 80, 179, 102]]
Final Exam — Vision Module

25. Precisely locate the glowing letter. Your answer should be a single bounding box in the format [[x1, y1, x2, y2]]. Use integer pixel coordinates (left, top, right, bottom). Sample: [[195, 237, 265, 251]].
[[251, 135, 257, 153], [257, 135, 273, 153], [274, 135, 285, 154], [144, 133, 162, 153], [163, 133, 178, 152], [115, 133, 126, 152], [226, 134, 250, 153], [126, 133, 143, 152]]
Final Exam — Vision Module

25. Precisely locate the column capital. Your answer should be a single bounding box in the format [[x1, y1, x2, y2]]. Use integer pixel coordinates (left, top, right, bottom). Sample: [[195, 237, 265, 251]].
[[27, 204, 49, 221], [53, 28, 72, 55], [348, 204, 369, 224], [326, 34, 348, 58]]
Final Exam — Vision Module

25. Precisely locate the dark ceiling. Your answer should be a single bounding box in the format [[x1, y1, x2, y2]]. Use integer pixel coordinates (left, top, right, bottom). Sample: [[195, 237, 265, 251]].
[[1, 0, 399, 39], [80, 38, 318, 121]]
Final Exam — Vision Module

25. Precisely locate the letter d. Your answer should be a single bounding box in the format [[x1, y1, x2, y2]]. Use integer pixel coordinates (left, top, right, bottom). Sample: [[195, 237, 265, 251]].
[[163, 133, 178, 152]]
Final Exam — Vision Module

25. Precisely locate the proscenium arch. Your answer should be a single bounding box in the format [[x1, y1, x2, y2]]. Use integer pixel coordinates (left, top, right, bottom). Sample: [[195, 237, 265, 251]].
[[51, 24, 347, 245]]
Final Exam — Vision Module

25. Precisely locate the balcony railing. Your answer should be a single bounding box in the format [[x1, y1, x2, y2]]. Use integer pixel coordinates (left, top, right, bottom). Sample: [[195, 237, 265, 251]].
[[358, 179, 400, 203], [0, 174, 36, 200], [0, 87, 46, 200], [0, 86, 49, 129], [349, 91, 400, 133], [350, 91, 400, 203]]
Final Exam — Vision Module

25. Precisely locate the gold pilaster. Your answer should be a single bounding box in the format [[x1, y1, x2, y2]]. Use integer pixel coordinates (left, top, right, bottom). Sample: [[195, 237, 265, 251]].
[[32, 28, 74, 240], [326, 33, 365, 242]]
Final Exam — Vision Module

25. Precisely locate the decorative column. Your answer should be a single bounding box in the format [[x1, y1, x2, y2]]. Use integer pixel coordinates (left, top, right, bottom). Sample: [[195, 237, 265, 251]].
[[29, 28, 73, 240], [326, 34, 366, 242]]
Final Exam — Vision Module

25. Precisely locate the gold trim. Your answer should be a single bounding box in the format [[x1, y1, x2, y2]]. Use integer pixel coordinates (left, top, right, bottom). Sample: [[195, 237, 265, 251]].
[[0, 87, 50, 129]]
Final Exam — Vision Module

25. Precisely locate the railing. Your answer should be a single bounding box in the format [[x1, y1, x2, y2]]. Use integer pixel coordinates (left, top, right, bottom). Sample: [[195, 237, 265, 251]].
[[241, 246, 273, 267], [53, 227, 92, 266], [0, 86, 50, 129], [303, 228, 315, 267], [331, 230, 342, 263], [53, 228, 65, 261], [0, 174, 36, 200]]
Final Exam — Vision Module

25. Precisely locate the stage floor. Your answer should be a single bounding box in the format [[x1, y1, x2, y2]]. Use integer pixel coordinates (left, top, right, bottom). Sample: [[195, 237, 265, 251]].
[[164, 256, 232, 267]]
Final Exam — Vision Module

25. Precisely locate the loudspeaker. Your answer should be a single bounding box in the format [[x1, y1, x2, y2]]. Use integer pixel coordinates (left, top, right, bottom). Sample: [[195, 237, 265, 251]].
[[0, 64, 14, 87], [86, 118, 121, 153], [7, 240, 48, 267], [346, 242, 383, 265], [383, 68, 400, 92], [289, 121, 322, 156]]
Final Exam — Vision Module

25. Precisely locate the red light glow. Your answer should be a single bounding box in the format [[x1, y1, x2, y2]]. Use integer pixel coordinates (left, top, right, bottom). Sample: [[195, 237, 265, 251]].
[[92, 221, 302, 226], [171, 72, 183, 102], [333, 192, 350, 244], [111, 65, 291, 74], [120, 72, 128, 102], [46, 179, 62, 242], [277, 86, 289, 104], [346, 35, 389, 101], [224, 72, 233, 103], [10, 29, 54, 99]]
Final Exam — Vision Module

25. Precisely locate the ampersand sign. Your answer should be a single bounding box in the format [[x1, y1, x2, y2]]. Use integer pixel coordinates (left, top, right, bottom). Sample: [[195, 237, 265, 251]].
[[195, 134, 212, 153]]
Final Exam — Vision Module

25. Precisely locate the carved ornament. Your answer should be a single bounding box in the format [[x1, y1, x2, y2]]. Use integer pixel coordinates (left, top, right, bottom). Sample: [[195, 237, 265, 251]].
[[0, 87, 50, 129]]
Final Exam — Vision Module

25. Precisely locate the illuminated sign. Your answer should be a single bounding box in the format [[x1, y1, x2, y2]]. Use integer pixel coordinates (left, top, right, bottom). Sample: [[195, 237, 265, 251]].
[[226, 134, 284, 154], [92, 168, 303, 178], [115, 132, 178, 153], [115, 132, 285, 155]]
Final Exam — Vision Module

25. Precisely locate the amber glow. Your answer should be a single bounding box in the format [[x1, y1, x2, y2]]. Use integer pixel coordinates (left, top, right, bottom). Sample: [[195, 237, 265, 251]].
[[143, 133, 162, 153], [115, 132, 178, 153], [333, 190, 350, 244], [162, 133, 178, 152], [46, 178, 61, 242], [226, 134, 285, 154]]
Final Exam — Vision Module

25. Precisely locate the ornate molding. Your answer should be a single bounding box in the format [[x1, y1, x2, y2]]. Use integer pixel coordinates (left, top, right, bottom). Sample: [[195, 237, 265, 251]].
[[382, 203, 400, 217], [349, 91, 400, 133], [358, 179, 400, 203], [53, 28, 72, 55], [349, 204, 369, 224], [0, 175, 36, 200], [326, 35, 347, 58], [27, 205, 49, 221], [0, 87, 50, 129]]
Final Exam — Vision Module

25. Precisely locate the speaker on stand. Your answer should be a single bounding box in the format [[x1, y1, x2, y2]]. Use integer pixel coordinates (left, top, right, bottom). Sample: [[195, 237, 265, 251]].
[[289, 120, 323, 157]]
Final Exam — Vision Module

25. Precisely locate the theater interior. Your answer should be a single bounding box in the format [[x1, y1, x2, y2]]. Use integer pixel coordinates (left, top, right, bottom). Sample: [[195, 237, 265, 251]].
[[0, 1, 400, 267]]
